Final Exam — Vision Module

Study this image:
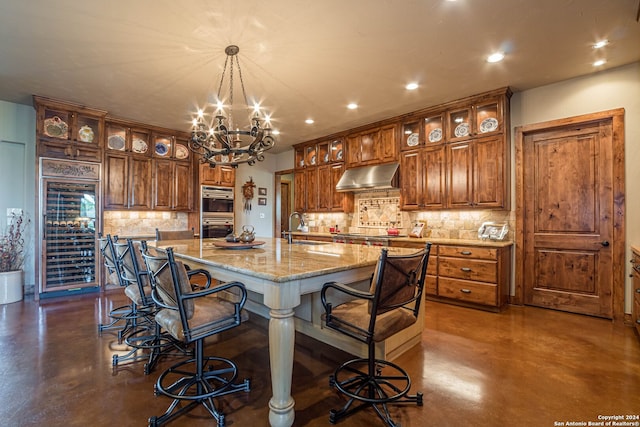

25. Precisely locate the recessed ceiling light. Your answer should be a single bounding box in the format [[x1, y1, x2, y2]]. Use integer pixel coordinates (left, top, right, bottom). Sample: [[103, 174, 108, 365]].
[[487, 52, 505, 63], [593, 59, 606, 67], [593, 40, 609, 49], [305, 118, 314, 124], [347, 103, 358, 110], [406, 82, 419, 90]]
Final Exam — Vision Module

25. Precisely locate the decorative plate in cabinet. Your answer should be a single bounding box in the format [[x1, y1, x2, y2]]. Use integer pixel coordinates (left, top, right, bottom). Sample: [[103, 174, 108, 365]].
[[132, 138, 148, 153], [175, 144, 189, 160], [108, 135, 126, 150], [155, 140, 170, 156], [44, 116, 69, 139]]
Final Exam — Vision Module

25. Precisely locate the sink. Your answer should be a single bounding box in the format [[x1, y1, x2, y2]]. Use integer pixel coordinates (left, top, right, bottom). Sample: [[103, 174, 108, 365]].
[[292, 240, 329, 245]]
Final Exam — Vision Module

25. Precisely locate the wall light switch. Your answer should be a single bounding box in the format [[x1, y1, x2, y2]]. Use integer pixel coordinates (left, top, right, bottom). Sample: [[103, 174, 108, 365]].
[[259, 213, 265, 219]]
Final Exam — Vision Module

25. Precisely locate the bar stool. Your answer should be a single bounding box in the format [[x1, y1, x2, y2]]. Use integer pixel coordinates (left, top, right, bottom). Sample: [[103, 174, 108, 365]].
[[143, 246, 250, 427]]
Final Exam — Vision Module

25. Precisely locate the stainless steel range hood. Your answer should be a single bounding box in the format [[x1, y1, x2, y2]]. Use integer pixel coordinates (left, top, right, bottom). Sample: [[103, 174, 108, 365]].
[[335, 162, 399, 192]]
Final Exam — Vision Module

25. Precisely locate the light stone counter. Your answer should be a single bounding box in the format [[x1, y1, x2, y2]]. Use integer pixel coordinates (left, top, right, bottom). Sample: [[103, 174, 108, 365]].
[[150, 237, 426, 427]]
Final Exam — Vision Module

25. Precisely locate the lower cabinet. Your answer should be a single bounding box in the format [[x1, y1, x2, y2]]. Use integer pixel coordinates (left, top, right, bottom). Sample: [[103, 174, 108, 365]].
[[390, 240, 512, 311]]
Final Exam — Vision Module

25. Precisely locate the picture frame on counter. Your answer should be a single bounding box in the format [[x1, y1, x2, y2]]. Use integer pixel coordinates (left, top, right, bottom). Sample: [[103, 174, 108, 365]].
[[478, 222, 509, 241]]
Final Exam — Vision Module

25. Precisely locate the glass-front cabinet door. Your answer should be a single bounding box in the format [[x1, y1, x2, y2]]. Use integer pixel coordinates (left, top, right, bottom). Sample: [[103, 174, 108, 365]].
[[424, 113, 444, 144], [401, 121, 422, 151]]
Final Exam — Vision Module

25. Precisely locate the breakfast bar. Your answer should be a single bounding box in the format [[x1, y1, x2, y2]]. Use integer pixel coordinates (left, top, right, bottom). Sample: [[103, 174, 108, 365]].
[[151, 237, 424, 427]]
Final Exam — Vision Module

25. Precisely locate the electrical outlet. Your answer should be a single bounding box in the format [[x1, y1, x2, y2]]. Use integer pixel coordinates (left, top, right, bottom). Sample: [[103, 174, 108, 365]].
[[259, 213, 265, 219]]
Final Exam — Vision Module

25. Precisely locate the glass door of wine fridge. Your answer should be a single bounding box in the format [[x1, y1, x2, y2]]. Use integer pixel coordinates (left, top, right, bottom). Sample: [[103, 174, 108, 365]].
[[39, 158, 101, 297]]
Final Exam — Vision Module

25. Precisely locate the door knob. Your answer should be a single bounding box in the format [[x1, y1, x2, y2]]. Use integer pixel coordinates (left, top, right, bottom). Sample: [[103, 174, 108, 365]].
[[601, 241, 610, 247]]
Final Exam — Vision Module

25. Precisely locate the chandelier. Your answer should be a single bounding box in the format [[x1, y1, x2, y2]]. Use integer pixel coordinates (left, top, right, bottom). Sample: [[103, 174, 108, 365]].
[[189, 45, 275, 167]]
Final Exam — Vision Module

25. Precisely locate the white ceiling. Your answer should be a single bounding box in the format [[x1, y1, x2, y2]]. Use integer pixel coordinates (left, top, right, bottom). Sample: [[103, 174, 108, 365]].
[[0, 0, 638, 154]]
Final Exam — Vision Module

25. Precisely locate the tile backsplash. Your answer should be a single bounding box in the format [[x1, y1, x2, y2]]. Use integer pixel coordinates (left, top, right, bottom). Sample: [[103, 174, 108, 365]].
[[103, 211, 188, 238], [305, 189, 515, 240]]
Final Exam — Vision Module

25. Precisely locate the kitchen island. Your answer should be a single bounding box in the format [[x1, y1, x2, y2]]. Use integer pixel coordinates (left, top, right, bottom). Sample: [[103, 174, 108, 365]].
[[150, 237, 426, 427]]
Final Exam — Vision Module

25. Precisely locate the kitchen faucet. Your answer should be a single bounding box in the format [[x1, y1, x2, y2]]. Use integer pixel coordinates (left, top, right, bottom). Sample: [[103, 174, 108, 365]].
[[287, 212, 306, 244]]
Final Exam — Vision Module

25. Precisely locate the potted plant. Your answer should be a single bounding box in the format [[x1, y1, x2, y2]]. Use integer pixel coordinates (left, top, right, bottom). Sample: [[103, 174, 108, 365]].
[[0, 211, 30, 304]]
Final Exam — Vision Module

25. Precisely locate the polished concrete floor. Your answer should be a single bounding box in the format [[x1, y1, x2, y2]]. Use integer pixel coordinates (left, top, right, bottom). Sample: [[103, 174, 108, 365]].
[[0, 291, 638, 427]]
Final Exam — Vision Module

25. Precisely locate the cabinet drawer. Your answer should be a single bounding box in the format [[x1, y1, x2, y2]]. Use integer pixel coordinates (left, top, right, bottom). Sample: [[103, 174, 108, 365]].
[[439, 257, 497, 283], [439, 245, 497, 260], [438, 277, 497, 306]]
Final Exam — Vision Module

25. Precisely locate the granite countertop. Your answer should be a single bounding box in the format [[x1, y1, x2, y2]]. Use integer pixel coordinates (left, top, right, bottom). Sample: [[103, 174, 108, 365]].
[[288, 231, 513, 248], [150, 237, 420, 283]]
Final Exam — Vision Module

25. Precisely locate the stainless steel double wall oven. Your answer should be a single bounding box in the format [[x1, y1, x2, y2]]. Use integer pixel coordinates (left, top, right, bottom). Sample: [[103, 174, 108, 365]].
[[200, 186, 234, 238]]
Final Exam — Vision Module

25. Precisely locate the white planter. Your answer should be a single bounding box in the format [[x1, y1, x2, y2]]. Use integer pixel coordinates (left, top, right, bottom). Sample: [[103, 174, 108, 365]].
[[0, 270, 23, 304]]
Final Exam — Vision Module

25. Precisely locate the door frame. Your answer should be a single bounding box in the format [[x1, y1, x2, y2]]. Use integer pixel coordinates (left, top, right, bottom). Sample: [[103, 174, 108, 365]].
[[274, 169, 294, 238], [514, 108, 626, 322]]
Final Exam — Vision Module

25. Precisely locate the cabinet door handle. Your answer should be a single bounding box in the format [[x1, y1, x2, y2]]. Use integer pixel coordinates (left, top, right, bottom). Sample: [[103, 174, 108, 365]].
[[601, 241, 610, 247], [636, 288, 640, 293], [461, 267, 472, 272], [461, 251, 472, 255], [460, 289, 472, 294]]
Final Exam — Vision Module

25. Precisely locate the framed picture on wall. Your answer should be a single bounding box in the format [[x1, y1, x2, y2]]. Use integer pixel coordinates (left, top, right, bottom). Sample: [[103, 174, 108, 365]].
[[258, 187, 267, 196], [258, 197, 267, 206]]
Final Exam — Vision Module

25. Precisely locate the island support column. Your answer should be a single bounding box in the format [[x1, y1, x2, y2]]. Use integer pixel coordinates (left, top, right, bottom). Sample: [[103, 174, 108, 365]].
[[264, 281, 300, 427]]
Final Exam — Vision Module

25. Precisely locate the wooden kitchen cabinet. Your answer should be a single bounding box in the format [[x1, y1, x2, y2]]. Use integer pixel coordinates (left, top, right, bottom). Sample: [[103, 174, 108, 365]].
[[447, 96, 505, 142], [153, 158, 192, 211], [199, 162, 235, 187], [34, 96, 106, 162], [447, 134, 505, 208], [316, 163, 353, 212], [400, 145, 446, 210], [346, 124, 397, 168], [104, 153, 152, 210], [436, 244, 510, 310], [293, 138, 351, 213], [105, 121, 152, 155], [632, 247, 640, 338], [294, 168, 318, 212], [389, 241, 511, 311]]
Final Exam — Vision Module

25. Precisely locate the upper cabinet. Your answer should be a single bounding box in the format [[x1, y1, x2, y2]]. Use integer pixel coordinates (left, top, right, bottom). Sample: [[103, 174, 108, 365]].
[[346, 124, 397, 168], [292, 138, 351, 213], [34, 96, 107, 162], [400, 87, 511, 210], [104, 119, 194, 211], [447, 96, 505, 142]]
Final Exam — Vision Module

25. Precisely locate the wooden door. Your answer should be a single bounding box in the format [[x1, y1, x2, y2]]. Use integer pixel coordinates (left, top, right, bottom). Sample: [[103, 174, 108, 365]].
[[519, 114, 623, 319]]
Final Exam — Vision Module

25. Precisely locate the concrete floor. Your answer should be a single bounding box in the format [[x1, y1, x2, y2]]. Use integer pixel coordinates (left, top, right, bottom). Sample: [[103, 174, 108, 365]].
[[0, 291, 638, 426]]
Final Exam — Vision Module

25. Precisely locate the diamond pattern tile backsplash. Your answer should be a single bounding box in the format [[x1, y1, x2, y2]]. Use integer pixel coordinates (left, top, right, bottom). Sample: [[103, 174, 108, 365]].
[[358, 197, 402, 228]]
